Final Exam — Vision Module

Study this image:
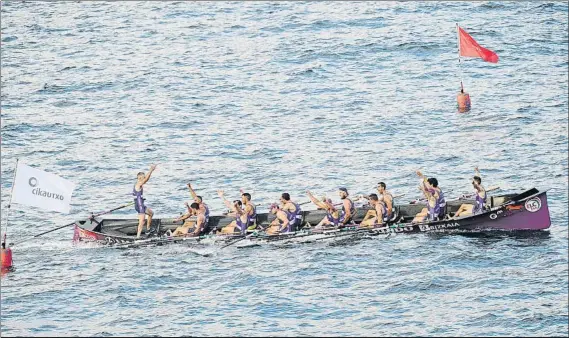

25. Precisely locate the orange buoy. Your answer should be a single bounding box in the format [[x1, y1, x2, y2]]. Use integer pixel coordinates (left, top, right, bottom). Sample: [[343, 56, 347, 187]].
[[457, 88, 471, 112], [1, 246, 13, 270]]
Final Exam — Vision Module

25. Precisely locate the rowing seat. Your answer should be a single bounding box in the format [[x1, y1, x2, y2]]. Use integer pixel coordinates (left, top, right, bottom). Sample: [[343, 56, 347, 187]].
[[440, 204, 448, 221], [388, 206, 400, 223], [295, 211, 305, 231], [246, 215, 259, 232]]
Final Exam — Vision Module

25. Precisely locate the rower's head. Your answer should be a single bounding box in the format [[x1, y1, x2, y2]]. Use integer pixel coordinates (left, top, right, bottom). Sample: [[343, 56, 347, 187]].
[[472, 176, 482, 186], [427, 178, 439, 188], [368, 193, 379, 205], [241, 192, 251, 204], [324, 198, 334, 211], [137, 172, 145, 182], [269, 203, 280, 214], [190, 202, 200, 214], [194, 195, 203, 204], [377, 182, 386, 194], [460, 88, 464, 94], [280, 193, 291, 204], [338, 187, 349, 199], [233, 200, 243, 208]]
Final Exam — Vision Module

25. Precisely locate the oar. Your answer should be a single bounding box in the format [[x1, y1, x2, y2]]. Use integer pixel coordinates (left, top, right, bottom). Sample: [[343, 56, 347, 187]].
[[454, 186, 500, 199], [254, 200, 312, 208], [9, 201, 135, 247], [410, 189, 455, 203], [353, 193, 406, 203], [410, 186, 500, 204], [219, 234, 250, 250], [186, 231, 258, 257]]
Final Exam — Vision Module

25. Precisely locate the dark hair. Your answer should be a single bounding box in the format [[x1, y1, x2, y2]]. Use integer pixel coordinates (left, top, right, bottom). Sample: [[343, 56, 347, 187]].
[[377, 182, 386, 189], [242, 193, 251, 201], [233, 200, 243, 207], [281, 193, 290, 201], [190, 202, 200, 209], [195, 195, 203, 202], [369, 193, 379, 201], [473, 176, 482, 184], [460, 88, 464, 94], [427, 177, 439, 188], [137, 172, 145, 177]]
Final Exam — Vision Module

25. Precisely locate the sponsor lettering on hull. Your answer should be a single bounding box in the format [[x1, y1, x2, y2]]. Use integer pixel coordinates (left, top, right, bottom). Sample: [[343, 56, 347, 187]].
[[525, 197, 542, 213]]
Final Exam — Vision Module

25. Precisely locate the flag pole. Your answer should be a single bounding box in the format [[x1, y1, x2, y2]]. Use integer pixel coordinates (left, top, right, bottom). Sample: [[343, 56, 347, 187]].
[[456, 23, 464, 91], [2, 159, 18, 247]]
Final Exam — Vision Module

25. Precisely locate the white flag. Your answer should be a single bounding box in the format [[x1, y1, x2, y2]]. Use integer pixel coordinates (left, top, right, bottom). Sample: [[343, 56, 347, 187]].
[[10, 161, 76, 214]]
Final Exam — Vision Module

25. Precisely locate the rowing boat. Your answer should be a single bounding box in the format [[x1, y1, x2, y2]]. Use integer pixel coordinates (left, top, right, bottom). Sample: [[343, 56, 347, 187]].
[[72, 188, 551, 246]]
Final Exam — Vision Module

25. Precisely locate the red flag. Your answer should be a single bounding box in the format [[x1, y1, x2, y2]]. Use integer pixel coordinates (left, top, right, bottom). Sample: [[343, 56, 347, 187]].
[[458, 26, 499, 63]]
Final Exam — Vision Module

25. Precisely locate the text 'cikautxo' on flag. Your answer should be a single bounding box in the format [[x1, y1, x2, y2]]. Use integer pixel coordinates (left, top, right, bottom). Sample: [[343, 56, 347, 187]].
[[10, 161, 75, 214]]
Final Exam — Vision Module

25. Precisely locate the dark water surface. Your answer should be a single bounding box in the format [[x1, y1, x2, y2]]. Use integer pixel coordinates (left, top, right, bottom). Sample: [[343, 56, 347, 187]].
[[1, 1, 567, 336]]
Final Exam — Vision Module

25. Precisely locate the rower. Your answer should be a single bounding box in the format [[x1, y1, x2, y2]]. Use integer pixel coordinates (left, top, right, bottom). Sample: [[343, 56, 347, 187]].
[[217, 190, 254, 235], [265, 203, 293, 235], [360, 194, 388, 228], [279, 193, 302, 232], [457, 88, 471, 112], [233, 188, 258, 231], [187, 182, 210, 225], [240, 192, 257, 232], [133, 164, 157, 239], [360, 182, 394, 223], [310, 188, 355, 229], [452, 167, 487, 219], [306, 190, 340, 228], [337, 187, 356, 227], [411, 171, 446, 223], [168, 202, 206, 237]]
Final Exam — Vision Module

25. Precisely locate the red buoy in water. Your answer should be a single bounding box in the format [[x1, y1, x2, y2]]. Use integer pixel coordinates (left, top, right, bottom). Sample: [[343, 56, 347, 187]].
[[457, 88, 471, 113], [1, 247, 13, 270]]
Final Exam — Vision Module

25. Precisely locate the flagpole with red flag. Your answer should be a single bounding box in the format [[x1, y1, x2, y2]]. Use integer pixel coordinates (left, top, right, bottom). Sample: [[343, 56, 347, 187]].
[[456, 25, 499, 63], [456, 23, 464, 91], [455, 24, 499, 111]]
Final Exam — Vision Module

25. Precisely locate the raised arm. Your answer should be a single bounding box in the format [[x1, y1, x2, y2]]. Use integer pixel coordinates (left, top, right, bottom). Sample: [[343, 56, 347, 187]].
[[141, 164, 157, 185], [187, 182, 198, 200], [418, 184, 432, 200], [306, 190, 327, 209], [416, 170, 428, 187], [217, 190, 233, 210]]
